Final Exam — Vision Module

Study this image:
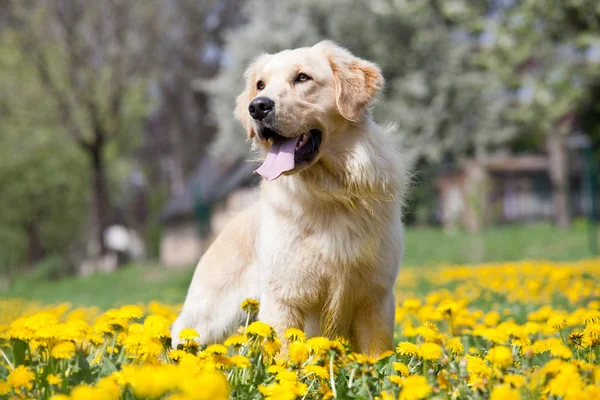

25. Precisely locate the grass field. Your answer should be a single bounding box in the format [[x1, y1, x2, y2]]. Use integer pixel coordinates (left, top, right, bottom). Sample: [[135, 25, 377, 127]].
[[2, 222, 595, 309], [1, 256, 598, 399]]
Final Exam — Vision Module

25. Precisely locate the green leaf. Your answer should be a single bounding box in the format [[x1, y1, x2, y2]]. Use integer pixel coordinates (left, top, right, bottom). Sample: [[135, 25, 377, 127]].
[[9, 339, 27, 367]]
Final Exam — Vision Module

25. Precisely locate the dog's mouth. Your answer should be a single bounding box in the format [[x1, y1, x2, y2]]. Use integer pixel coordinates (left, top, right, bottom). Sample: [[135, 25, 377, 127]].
[[254, 128, 322, 181]]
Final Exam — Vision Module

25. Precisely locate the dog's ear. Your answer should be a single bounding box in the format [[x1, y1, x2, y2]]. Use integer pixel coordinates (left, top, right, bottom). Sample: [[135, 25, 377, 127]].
[[235, 54, 270, 139], [315, 40, 384, 122]]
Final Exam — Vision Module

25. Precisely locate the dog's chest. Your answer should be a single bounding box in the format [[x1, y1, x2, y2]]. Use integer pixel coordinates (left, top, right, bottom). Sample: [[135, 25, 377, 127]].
[[257, 200, 389, 271]]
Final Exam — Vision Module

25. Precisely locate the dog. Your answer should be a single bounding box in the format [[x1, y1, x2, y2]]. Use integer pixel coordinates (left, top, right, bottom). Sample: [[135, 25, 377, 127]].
[[171, 41, 408, 356]]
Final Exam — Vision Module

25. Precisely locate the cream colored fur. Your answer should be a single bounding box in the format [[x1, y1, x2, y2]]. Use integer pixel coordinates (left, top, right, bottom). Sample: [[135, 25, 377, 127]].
[[171, 41, 409, 356]]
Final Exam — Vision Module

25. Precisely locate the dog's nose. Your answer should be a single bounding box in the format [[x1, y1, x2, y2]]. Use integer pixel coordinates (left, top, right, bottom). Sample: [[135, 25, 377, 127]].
[[248, 97, 274, 121]]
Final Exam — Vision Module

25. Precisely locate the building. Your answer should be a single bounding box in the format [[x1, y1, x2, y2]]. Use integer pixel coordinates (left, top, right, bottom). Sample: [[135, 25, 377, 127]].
[[159, 156, 260, 268], [437, 154, 585, 232]]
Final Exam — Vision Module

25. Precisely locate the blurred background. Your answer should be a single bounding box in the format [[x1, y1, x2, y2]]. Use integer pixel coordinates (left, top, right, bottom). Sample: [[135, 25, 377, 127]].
[[1, 0, 599, 306]]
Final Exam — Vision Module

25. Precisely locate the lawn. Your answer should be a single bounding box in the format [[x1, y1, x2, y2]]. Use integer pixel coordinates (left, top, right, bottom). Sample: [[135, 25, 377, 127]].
[[2, 222, 595, 308], [1, 252, 598, 399]]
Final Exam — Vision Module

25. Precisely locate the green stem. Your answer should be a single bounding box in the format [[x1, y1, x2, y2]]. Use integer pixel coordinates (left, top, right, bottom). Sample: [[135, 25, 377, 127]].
[[329, 352, 337, 398], [0, 348, 14, 371]]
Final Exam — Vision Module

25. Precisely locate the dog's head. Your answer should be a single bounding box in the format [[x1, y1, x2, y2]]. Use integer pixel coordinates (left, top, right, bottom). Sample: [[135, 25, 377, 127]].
[[235, 41, 384, 181]]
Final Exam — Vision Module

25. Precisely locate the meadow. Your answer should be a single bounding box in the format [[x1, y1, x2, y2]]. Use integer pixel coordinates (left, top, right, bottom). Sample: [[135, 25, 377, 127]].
[[0, 224, 599, 399]]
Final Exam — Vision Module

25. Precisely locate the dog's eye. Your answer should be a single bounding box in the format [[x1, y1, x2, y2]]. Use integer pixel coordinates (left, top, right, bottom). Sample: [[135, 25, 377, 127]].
[[295, 73, 311, 83], [256, 81, 265, 91]]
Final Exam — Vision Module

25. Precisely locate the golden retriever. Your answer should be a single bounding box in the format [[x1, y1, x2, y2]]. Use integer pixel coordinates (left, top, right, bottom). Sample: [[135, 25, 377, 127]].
[[171, 41, 408, 356]]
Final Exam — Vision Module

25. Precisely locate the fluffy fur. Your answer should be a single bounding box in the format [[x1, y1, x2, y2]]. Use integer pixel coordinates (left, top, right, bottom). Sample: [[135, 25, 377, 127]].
[[171, 41, 409, 356]]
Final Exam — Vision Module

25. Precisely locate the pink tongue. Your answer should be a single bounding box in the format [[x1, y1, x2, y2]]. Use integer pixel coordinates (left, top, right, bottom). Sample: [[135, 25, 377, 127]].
[[254, 135, 301, 181]]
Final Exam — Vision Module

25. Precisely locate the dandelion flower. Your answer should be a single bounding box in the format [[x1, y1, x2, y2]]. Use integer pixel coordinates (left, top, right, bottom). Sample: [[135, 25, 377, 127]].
[[284, 328, 306, 342], [205, 344, 228, 355], [446, 338, 464, 356], [246, 321, 274, 338], [47, 374, 62, 386], [399, 375, 431, 400], [503, 374, 525, 388], [485, 346, 513, 369], [304, 365, 329, 380], [307, 336, 331, 355], [583, 322, 600, 345], [490, 384, 520, 400], [402, 298, 421, 311], [230, 355, 251, 368], [289, 341, 309, 364], [547, 315, 567, 330], [419, 342, 443, 361], [396, 341, 419, 357], [0, 381, 9, 395], [224, 334, 247, 347], [240, 299, 260, 314], [393, 362, 409, 376], [143, 315, 171, 339], [178, 328, 199, 341], [51, 341, 76, 359], [568, 330, 584, 347], [8, 366, 35, 390], [549, 343, 573, 359], [466, 355, 492, 378]]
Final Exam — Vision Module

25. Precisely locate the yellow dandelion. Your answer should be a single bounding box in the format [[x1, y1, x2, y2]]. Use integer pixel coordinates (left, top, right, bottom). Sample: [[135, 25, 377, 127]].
[[117, 305, 144, 320], [289, 341, 309, 364], [549, 343, 573, 359], [51, 341, 76, 359], [446, 337, 464, 356], [304, 365, 329, 380], [396, 341, 419, 357], [50, 395, 70, 400], [205, 344, 228, 355], [583, 309, 600, 325], [503, 374, 525, 388], [399, 375, 431, 400], [583, 322, 600, 344], [224, 334, 247, 347], [47, 374, 62, 386], [568, 330, 584, 347], [466, 355, 492, 378], [246, 321, 274, 338], [419, 342, 443, 361], [0, 381, 9, 395], [485, 346, 513, 369], [264, 338, 281, 356], [393, 362, 410, 376], [230, 355, 251, 368], [490, 384, 520, 400], [8, 366, 35, 390], [389, 375, 404, 385], [143, 315, 171, 339], [307, 336, 331, 355], [547, 315, 567, 330], [402, 298, 422, 311], [284, 328, 306, 342], [240, 298, 260, 314], [178, 327, 199, 341]]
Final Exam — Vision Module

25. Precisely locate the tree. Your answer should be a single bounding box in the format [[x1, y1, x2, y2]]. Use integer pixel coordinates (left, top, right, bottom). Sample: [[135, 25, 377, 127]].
[[474, 0, 600, 227], [0, 31, 88, 277], [8, 0, 156, 256], [208, 0, 515, 168]]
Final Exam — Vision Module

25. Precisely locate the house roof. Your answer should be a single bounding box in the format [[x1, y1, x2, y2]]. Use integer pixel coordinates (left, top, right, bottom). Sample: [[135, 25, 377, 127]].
[[160, 156, 260, 222]]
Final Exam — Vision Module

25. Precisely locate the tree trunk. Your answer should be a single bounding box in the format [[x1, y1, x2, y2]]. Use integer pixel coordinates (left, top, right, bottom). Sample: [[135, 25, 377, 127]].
[[548, 133, 571, 228], [89, 143, 111, 256], [25, 219, 46, 265]]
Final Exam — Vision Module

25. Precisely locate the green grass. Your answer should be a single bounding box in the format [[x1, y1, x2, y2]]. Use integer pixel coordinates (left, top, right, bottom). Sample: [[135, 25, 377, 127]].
[[2, 222, 595, 308], [402, 220, 593, 266]]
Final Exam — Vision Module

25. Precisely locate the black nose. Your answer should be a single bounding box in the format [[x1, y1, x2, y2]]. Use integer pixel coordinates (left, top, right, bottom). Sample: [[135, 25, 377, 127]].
[[248, 97, 274, 121]]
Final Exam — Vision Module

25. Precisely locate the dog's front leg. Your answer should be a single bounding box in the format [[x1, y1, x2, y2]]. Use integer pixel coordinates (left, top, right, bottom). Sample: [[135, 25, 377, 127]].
[[258, 294, 305, 351], [351, 291, 396, 357]]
